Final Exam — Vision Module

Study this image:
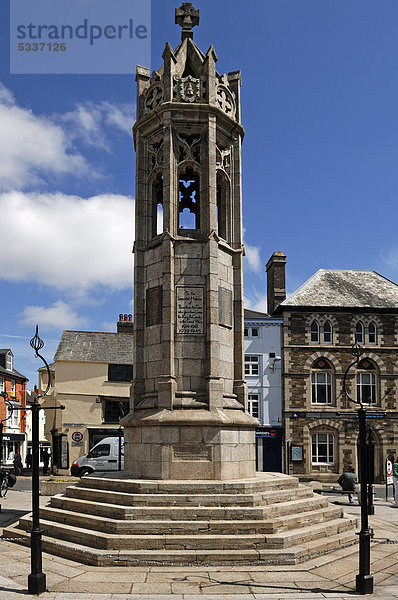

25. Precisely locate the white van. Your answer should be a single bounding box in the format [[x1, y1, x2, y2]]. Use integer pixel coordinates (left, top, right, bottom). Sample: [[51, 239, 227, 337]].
[[70, 437, 124, 477]]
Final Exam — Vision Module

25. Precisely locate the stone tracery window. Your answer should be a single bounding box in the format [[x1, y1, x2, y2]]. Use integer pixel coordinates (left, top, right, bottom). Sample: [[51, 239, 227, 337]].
[[216, 170, 229, 240], [151, 173, 163, 238], [178, 168, 200, 230]]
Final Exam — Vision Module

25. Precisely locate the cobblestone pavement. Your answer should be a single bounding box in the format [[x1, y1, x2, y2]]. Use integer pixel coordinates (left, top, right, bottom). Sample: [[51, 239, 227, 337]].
[[1, 488, 398, 599]]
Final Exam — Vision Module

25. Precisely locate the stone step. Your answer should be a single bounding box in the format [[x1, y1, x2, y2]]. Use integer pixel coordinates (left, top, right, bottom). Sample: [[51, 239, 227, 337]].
[[265, 516, 359, 549], [64, 483, 314, 508], [19, 507, 352, 553], [80, 473, 299, 495], [39, 503, 340, 535], [50, 493, 329, 522], [39, 502, 338, 535], [4, 525, 357, 567], [18, 517, 271, 550]]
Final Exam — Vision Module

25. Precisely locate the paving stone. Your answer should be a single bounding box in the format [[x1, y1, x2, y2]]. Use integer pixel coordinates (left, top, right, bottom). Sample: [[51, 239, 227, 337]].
[[131, 582, 173, 594], [51, 580, 134, 594]]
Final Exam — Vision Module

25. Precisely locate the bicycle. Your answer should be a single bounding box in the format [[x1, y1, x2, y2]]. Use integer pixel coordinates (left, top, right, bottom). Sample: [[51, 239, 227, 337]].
[[0, 470, 17, 498]]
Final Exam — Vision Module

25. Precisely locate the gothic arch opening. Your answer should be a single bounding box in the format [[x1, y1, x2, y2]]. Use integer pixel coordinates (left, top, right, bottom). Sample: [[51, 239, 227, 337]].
[[178, 166, 200, 231], [150, 172, 163, 238], [216, 169, 230, 241]]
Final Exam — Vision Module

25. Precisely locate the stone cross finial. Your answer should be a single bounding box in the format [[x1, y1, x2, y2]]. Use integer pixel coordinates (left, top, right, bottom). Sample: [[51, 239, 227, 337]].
[[175, 3, 200, 40]]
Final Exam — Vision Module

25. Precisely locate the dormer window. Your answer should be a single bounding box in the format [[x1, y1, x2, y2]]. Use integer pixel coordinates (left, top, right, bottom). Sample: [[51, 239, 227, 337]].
[[5, 352, 13, 371]]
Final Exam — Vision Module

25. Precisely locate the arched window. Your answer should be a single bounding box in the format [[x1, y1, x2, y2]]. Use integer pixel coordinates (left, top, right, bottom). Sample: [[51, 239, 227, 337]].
[[356, 358, 376, 405], [310, 320, 319, 343], [323, 320, 332, 344], [368, 321, 377, 344], [178, 167, 200, 231], [355, 321, 364, 344], [151, 173, 163, 238], [216, 171, 228, 240], [311, 358, 332, 404], [312, 432, 334, 465]]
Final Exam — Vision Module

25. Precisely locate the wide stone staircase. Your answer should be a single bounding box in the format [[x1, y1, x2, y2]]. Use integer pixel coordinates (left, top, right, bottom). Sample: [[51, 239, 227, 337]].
[[4, 472, 359, 566]]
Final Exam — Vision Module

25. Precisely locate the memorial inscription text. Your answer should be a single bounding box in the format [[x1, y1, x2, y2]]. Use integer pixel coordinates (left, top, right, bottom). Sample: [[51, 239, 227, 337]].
[[176, 286, 204, 334]]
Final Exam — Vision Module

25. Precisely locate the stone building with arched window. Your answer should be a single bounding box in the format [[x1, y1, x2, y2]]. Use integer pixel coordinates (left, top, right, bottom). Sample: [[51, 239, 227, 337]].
[[266, 251, 398, 483]]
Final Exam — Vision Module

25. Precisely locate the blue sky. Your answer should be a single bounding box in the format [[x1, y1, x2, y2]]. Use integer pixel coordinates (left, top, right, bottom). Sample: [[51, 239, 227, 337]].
[[1, 0, 398, 386]]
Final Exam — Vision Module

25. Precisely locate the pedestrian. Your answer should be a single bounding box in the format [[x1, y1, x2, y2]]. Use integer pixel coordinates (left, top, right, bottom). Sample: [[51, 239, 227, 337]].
[[25, 450, 32, 470], [393, 461, 398, 507], [337, 465, 357, 504], [13, 450, 22, 476], [42, 449, 50, 475]]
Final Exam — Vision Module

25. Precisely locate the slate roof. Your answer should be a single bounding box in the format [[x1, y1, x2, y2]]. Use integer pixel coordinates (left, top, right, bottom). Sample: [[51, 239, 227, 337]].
[[244, 309, 269, 319], [0, 365, 28, 381], [0, 349, 28, 381], [54, 331, 134, 364], [281, 270, 398, 310]]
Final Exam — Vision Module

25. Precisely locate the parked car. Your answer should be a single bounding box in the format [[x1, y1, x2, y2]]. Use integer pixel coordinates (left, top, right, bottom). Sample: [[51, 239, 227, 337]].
[[70, 437, 124, 476]]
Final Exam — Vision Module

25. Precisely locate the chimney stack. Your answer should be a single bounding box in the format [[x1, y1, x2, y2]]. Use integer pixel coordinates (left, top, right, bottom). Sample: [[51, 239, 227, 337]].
[[266, 251, 286, 315], [117, 313, 134, 334]]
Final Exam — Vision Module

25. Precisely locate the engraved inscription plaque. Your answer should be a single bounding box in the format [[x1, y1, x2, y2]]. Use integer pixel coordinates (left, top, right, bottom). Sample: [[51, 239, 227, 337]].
[[173, 445, 212, 461], [146, 285, 162, 326], [176, 286, 204, 334], [218, 286, 233, 328]]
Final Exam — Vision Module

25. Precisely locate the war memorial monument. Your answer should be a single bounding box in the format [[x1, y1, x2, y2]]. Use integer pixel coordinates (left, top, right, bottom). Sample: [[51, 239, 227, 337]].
[[6, 3, 358, 566]]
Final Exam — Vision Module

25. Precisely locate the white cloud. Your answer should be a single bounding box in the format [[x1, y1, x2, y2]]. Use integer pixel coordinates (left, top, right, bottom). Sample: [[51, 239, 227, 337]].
[[20, 301, 87, 331], [0, 191, 134, 291], [0, 84, 134, 191], [0, 84, 89, 191], [244, 243, 262, 273], [61, 101, 133, 149], [244, 289, 268, 314]]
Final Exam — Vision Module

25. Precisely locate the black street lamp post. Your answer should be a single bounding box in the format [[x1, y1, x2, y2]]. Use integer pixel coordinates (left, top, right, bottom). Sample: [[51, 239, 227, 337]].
[[28, 326, 64, 596], [342, 343, 374, 595]]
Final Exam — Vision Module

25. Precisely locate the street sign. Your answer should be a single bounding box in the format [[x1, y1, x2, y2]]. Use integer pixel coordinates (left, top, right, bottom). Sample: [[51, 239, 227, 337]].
[[71, 431, 83, 442], [386, 459, 394, 486]]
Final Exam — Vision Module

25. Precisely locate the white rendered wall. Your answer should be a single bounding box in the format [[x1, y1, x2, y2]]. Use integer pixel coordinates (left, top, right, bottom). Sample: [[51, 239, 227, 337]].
[[244, 318, 283, 427]]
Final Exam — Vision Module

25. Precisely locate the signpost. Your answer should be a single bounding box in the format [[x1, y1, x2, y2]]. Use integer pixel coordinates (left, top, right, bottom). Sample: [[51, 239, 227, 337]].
[[386, 457, 394, 501]]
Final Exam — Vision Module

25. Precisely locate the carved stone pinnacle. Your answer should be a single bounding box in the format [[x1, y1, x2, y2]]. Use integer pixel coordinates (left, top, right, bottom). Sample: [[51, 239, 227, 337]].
[[175, 2, 200, 40]]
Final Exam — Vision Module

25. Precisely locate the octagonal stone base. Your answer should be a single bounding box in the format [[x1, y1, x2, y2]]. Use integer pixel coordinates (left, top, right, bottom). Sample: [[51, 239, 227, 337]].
[[122, 408, 257, 480]]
